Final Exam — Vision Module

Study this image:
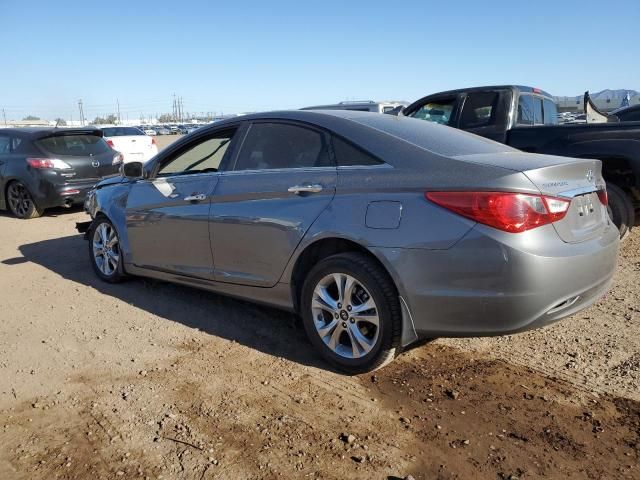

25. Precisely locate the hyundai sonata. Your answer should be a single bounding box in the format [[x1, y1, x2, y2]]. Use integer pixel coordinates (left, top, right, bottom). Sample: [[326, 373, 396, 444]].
[[78, 110, 619, 372]]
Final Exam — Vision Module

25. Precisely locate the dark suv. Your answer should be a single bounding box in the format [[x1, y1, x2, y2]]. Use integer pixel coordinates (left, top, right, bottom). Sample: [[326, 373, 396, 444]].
[[0, 128, 122, 218]]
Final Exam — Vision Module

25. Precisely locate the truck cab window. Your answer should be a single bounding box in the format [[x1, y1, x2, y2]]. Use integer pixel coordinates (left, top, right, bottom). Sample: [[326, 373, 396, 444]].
[[409, 98, 456, 125], [459, 92, 499, 128], [517, 94, 534, 125], [543, 98, 559, 125], [533, 97, 544, 125]]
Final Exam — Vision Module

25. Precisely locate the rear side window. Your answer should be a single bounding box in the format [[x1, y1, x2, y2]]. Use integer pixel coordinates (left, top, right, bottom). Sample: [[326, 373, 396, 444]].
[[459, 92, 499, 128], [409, 98, 456, 125], [517, 94, 534, 125], [332, 136, 383, 166], [36, 135, 111, 156], [234, 123, 330, 171], [543, 98, 558, 125], [0, 135, 10, 154], [102, 127, 144, 136]]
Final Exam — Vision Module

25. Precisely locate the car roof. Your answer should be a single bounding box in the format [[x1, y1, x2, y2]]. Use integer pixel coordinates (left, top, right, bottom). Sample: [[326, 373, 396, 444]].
[[409, 85, 554, 99]]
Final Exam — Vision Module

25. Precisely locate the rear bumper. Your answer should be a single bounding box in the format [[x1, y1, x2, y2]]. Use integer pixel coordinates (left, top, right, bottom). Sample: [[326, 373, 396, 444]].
[[373, 222, 620, 338], [34, 180, 100, 209]]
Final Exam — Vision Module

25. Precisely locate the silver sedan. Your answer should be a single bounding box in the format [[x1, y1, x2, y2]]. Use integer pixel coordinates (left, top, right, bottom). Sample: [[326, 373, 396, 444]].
[[80, 110, 619, 372]]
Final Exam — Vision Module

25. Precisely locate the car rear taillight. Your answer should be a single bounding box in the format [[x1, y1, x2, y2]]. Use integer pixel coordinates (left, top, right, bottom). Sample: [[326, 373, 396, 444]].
[[425, 191, 571, 233], [106, 139, 115, 148], [26, 158, 72, 170], [112, 152, 124, 165], [597, 189, 608, 206], [151, 137, 157, 145]]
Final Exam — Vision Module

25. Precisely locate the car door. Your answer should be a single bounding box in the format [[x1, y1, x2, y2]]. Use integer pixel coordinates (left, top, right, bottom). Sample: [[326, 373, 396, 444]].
[[125, 127, 239, 279], [210, 121, 337, 287]]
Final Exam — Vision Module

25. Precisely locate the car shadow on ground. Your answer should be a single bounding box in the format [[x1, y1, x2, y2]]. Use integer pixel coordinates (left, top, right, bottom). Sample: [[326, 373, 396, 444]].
[[0, 205, 85, 219], [11, 233, 335, 372]]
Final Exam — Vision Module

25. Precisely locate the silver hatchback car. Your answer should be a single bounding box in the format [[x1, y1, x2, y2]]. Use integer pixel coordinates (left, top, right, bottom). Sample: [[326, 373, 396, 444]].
[[80, 110, 619, 372]]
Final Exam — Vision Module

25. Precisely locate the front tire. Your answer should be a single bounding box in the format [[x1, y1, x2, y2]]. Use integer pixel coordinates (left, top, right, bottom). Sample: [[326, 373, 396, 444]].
[[6, 181, 43, 219], [89, 217, 126, 283], [300, 252, 402, 373], [606, 183, 634, 239]]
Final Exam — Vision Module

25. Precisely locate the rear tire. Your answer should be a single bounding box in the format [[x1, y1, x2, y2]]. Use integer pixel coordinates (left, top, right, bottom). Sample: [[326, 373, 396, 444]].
[[6, 181, 43, 219], [300, 252, 402, 373], [606, 183, 634, 239], [89, 217, 127, 283]]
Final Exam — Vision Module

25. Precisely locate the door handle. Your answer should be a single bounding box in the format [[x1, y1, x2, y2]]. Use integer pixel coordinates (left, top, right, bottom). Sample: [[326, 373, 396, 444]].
[[288, 184, 323, 194], [184, 193, 207, 202]]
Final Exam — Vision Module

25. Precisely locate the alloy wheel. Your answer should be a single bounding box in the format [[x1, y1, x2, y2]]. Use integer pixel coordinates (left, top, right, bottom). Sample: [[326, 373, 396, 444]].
[[311, 273, 380, 359], [7, 183, 33, 218], [92, 222, 120, 276]]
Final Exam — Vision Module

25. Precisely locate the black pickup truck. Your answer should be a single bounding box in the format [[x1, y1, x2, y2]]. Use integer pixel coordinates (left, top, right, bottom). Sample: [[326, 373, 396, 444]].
[[396, 85, 640, 237]]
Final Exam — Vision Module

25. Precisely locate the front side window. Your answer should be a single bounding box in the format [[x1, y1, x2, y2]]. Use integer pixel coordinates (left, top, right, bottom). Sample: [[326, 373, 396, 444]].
[[158, 130, 235, 176], [543, 98, 558, 125], [408, 98, 456, 125], [517, 94, 534, 125], [35, 134, 111, 156], [234, 123, 330, 171], [459, 92, 499, 128]]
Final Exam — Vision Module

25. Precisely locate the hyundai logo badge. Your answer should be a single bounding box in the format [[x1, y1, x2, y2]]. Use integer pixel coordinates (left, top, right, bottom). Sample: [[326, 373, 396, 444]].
[[586, 169, 594, 183], [92, 161, 100, 168]]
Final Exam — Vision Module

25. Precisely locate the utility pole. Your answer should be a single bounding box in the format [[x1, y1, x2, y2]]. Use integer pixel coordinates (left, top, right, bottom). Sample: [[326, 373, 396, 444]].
[[2, 108, 6, 126], [116, 99, 121, 124], [78, 99, 85, 126], [172, 93, 177, 121]]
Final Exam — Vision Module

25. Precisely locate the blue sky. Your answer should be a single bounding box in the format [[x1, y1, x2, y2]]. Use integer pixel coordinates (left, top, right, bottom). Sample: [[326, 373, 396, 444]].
[[1, 0, 638, 120]]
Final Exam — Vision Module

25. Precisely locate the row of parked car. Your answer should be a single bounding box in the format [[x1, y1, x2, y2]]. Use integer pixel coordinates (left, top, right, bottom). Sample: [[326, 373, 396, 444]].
[[137, 124, 204, 136], [0, 83, 637, 371]]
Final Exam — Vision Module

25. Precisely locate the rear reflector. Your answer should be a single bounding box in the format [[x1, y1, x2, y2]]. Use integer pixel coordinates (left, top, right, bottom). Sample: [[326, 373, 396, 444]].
[[60, 189, 81, 196], [425, 191, 570, 233], [26, 158, 72, 170], [597, 189, 608, 206]]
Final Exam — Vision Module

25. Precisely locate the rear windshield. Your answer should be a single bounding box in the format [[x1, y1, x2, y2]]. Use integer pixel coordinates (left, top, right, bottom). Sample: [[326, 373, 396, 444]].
[[36, 134, 111, 156], [350, 114, 514, 157], [102, 127, 144, 136]]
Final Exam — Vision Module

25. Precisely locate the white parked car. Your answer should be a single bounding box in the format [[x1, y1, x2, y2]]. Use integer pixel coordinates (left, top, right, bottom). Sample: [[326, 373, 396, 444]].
[[101, 127, 158, 163], [141, 126, 157, 136]]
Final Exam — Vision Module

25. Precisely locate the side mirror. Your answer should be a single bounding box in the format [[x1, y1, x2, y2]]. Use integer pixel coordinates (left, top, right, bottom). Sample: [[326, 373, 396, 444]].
[[122, 161, 144, 179]]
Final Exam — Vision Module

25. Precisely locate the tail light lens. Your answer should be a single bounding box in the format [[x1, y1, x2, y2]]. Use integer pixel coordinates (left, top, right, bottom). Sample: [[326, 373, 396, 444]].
[[425, 191, 571, 233], [112, 153, 124, 165], [106, 139, 115, 148], [151, 137, 157, 146], [597, 189, 608, 206], [26, 158, 72, 170]]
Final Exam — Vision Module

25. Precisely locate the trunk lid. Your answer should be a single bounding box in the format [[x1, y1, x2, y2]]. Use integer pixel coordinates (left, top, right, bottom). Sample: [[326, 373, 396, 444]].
[[455, 152, 608, 243], [523, 157, 607, 243], [108, 135, 154, 162]]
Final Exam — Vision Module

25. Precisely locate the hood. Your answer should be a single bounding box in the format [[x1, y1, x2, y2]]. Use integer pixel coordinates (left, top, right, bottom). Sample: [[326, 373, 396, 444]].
[[95, 175, 126, 189]]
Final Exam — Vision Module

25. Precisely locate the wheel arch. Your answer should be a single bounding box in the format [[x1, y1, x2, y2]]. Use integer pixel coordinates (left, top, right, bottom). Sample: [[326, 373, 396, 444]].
[[288, 235, 418, 347]]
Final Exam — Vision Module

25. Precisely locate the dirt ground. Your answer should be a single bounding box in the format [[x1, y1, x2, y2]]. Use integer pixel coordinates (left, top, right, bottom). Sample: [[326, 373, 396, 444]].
[[0, 182, 638, 479]]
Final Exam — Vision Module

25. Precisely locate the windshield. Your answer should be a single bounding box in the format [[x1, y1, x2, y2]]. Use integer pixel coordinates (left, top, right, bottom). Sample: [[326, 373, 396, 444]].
[[102, 127, 144, 136], [36, 134, 112, 156]]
